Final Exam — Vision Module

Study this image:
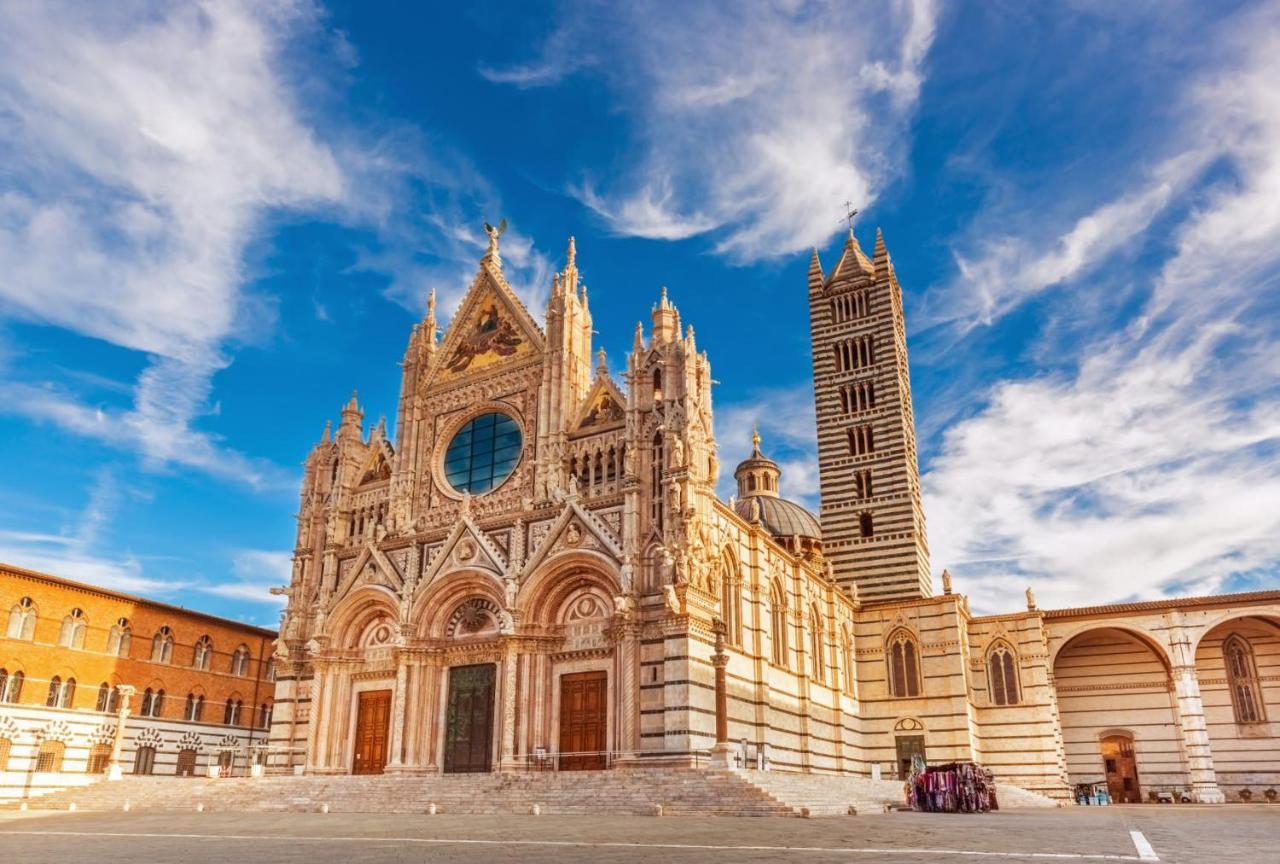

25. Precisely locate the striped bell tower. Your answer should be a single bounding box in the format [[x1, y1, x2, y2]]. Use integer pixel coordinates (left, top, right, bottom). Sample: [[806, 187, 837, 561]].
[[807, 228, 931, 601]]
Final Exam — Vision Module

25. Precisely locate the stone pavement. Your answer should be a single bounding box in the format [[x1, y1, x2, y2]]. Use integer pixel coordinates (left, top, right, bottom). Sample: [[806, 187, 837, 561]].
[[1, 805, 1276, 864]]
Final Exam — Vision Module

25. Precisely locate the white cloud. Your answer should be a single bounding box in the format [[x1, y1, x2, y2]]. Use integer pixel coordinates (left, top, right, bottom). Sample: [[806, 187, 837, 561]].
[[485, 0, 938, 262], [924, 10, 1280, 612], [195, 549, 291, 606]]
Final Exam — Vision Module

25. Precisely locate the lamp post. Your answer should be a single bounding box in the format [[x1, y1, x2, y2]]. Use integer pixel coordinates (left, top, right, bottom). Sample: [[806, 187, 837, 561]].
[[106, 685, 136, 781]]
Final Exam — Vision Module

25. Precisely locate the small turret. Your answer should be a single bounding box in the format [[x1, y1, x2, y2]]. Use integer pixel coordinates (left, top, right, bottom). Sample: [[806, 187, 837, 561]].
[[651, 287, 678, 345]]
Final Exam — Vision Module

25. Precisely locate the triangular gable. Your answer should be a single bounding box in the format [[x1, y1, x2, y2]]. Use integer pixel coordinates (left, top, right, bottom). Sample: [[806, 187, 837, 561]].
[[425, 260, 546, 388], [522, 499, 623, 577], [329, 543, 405, 608], [420, 515, 510, 587], [357, 442, 394, 485], [573, 374, 626, 432]]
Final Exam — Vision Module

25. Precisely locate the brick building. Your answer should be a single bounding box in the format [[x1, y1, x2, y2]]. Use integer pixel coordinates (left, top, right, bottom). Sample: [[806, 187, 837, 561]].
[[0, 563, 277, 800]]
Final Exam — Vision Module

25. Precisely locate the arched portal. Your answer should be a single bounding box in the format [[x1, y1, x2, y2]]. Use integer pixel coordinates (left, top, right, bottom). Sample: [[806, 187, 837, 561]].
[[1053, 627, 1182, 798]]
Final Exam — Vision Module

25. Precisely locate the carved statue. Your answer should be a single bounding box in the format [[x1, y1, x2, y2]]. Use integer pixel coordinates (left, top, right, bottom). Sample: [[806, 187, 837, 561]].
[[483, 218, 507, 257], [612, 593, 636, 619], [663, 584, 681, 614], [497, 609, 515, 634], [623, 445, 637, 478], [504, 577, 519, 609], [670, 435, 684, 468], [1025, 586, 1037, 610]]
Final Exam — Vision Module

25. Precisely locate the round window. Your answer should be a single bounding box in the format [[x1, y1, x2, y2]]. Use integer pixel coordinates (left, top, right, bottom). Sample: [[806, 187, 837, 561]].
[[443, 412, 522, 495]]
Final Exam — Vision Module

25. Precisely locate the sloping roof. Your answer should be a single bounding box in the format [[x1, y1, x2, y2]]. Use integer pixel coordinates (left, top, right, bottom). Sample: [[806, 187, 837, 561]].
[[1042, 589, 1280, 620]]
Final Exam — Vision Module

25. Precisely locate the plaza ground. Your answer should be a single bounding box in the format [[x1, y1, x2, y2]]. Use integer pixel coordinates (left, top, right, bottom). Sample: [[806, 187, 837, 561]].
[[2, 806, 1276, 864]]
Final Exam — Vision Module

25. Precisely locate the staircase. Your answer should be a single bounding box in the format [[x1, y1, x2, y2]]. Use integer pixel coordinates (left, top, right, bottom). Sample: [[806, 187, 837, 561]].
[[8, 769, 801, 817], [734, 770, 909, 815]]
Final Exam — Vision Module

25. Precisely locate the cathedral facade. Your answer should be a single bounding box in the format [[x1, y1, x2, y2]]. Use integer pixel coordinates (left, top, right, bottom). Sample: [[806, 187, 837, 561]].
[[269, 227, 1280, 803]]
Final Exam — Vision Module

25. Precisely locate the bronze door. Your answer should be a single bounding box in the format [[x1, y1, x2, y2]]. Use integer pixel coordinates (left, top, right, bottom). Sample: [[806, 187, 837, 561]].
[[444, 664, 496, 773], [559, 671, 607, 770], [895, 735, 926, 778], [352, 689, 392, 775], [1101, 735, 1142, 803]]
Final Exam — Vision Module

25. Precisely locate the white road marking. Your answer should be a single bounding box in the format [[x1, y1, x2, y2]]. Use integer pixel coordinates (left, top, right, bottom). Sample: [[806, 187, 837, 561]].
[[1128, 830, 1159, 861], [0, 829, 1154, 860]]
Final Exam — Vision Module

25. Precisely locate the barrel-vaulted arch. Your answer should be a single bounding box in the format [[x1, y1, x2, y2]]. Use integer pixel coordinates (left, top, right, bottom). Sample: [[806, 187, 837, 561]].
[[1051, 624, 1185, 799]]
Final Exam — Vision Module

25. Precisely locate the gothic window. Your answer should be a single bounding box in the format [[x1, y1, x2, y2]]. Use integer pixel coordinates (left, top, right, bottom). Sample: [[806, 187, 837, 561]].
[[96, 682, 120, 713], [133, 745, 156, 775], [1, 670, 23, 703], [257, 702, 272, 729], [859, 512, 874, 538], [651, 432, 665, 533], [838, 386, 850, 413], [987, 642, 1020, 706], [224, 698, 242, 726], [720, 557, 742, 647], [141, 688, 165, 718], [1224, 634, 1266, 724], [809, 605, 826, 682], [87, 742, 111, 774], [230, 642, 249, 675], [266, 658, 277, 683], [769, 581, 788, 667], [193, 635, 213, 670], [58, 608, 87, 649], [855, 469, 873, 499], [842, 626, 857, 697], [46, 675, 74, 708], [151, 626, 174, 663], [107, 619, 131, 657], [848, 425, 874, 456], [35, 740, 64, 773], [887, 630, 921, 698], [7, 597, 36, 640], [184, 693, 203, 721]]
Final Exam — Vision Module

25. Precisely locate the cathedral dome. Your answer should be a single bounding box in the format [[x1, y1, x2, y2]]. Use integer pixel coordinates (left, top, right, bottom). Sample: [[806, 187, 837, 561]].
[[733, 428, 822, 553]]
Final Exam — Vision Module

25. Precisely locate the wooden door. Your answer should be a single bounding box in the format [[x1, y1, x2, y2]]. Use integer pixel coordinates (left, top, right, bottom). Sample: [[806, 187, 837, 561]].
[[1101, 734, 1141, 803], [444, 664, 496, 773], [895, 735, 926, 778], [559, 671, 608, 770], [352, 689, 392, 775], [176, 748, 197, 777]]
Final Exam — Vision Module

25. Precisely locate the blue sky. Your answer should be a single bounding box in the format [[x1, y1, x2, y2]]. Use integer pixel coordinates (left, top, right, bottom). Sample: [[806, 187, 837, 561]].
[[1, 0, 1278, 624]]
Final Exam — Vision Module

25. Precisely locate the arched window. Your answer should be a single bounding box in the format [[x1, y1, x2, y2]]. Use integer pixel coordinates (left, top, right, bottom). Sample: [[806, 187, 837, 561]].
[[859, 512, 874, 538], [987, 642, 1020, 706], [809, 605, 826, 682], [1224, 634, 1266, 724], [58, 677, 75, 708], [224, 698, 242, 726], [96, 682, 120, 713], [257, 702, 272, 729], [133, 745, 156, 775], [0, 669, 7, 704], [231, 645, 250, 677], [266, 658, 278, 683], [46, 675, 61, 707], [1, 670, 23, 703], [720, 557, 741, 647], [87, 742, 112, 774], [192, 635, 213, 670], [58, 608, 88, 649], [107, 618, 132, 657], [151, 626, 174, 663], [140, 687, 165, 718], [184, 693, 200, 721], [769, 581, 788, 667], [887, 630, 921, 698], [652, 367, 663, 400], [35, 740, 65, 773], [842, 626, 857, 697], [7, 597, 36, 640]]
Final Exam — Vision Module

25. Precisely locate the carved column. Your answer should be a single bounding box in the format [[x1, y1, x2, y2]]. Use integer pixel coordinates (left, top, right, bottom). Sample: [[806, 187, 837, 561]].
[[386, 652, 410, 770], [710, 618, 733, 767], [106, 684, 136, 781], [306, 663, 330, 773], [1172, 664, 1225, 803], [499, 641, 520, 770]]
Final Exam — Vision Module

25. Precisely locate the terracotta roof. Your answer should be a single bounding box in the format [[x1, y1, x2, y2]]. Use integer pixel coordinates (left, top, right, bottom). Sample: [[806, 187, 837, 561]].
[[1, 561, 278, 637], [1041, 589, 1280, 620]]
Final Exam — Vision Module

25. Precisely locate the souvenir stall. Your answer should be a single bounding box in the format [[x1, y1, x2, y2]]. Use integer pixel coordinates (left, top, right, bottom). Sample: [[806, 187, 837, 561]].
[[909, 761, 999, 813]]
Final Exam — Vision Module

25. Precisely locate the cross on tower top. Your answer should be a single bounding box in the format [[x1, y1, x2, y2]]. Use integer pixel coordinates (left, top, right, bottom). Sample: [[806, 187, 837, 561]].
[[840, 201, 859, 233]]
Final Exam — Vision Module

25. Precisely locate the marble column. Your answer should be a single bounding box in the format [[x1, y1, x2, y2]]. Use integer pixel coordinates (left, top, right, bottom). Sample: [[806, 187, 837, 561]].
[[1172, 664, 1225, 803], [386, 653, 410, 770], [304, 665, 327, 773], [709, 618, 734, 767], [106, 685, 135, 781], [499, 642, 520, 770]]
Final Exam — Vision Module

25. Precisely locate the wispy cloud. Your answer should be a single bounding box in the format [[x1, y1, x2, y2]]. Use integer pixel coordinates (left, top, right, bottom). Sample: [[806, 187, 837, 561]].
[[483, 0, 938, 262], [924, 7, 1280, 611], [195, 549, 291, 606], [716, 386, 819, 507]]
